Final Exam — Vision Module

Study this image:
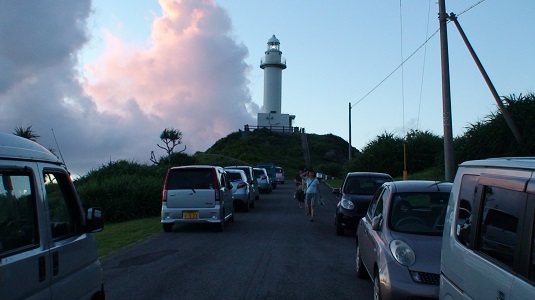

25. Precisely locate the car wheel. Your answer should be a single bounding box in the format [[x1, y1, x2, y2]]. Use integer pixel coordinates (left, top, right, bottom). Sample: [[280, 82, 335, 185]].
[[163, 223, 173, 232], [335, 215, 344, 236], [229, 208, 235, 223], [373, 271, 382, 300], [356, 241, 367, 279], [217, 218, 225, 232], [244, 198, 250, 212]]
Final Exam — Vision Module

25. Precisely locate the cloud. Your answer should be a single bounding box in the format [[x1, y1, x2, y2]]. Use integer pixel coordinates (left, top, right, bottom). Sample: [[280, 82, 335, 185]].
[[0, 0, 258, 175]]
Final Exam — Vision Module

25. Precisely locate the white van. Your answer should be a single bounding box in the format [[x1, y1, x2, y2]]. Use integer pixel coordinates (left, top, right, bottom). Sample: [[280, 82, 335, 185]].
[[0, 132, 105, 300], [440, 157, 535, 299], [161, 165, 235, 232]]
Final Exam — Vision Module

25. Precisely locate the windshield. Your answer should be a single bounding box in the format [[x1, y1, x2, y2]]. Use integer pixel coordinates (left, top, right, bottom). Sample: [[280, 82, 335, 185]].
[[343, 176, 390, 195], [388, 192, 450, 235]]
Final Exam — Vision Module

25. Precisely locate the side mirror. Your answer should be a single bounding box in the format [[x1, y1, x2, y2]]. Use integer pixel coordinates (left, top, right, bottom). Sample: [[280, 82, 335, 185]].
[[86, 207, 104, 233], [371, 215, 383, 231]]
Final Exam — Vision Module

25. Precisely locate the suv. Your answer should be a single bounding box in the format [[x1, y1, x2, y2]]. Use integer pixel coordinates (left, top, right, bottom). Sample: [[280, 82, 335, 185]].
[[333, 172, 393, 235], [224, 166, 259, 202], [0, 132, 105, 300], [161, 165, 235, 232], [440, 157, 535, 299]]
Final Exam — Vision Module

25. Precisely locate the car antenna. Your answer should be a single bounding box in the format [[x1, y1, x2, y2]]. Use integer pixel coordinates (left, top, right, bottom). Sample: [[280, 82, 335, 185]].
[[51, 128, 69, 173]]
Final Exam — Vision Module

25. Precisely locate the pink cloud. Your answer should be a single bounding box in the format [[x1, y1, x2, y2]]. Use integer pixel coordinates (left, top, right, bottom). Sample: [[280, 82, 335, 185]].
[[83, 0, 257, 152]]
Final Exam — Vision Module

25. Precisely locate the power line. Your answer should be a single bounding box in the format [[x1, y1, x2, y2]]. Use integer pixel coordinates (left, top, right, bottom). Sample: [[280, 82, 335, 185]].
[[352, 0, 487, 109]]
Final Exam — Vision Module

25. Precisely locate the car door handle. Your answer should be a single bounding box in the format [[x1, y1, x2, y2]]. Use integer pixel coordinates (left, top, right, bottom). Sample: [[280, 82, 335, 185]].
[[497, 290, 505, 300]]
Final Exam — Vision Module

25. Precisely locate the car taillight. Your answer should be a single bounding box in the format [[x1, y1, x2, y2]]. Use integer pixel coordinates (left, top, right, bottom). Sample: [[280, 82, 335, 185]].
[[212, 170, 221, 201], [237, 182, 247, 189], [162, 189, 167, 202]]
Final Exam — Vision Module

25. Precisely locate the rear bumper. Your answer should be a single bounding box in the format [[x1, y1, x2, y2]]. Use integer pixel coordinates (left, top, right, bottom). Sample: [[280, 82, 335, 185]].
[[232, 193, 248, 204], [161, 205, 223, 224]]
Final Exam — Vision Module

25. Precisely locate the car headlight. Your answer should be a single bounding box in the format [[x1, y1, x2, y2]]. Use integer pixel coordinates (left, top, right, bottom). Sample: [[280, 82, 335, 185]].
[[390, 240, 415, 266], [340, 197, 354, 210]]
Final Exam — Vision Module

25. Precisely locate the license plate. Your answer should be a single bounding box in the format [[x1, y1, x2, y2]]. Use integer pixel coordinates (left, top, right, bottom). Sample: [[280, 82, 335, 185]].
[[183, 211, 199, 219]]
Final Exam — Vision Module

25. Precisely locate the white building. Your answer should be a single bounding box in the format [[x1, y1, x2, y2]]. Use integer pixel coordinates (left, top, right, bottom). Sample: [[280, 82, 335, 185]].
[[257, 35, 295, 130]]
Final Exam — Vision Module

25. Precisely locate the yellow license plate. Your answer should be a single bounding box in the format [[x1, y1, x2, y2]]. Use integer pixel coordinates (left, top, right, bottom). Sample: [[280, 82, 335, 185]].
[[183, 211, 199, 219]]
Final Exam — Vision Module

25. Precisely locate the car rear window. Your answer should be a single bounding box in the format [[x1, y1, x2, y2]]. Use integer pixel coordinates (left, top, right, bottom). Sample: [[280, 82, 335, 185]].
[[227, 172, 243, 182], [227, 167, 251, 180], [253, 169, 263, 177], [166, 169, 214, 189]]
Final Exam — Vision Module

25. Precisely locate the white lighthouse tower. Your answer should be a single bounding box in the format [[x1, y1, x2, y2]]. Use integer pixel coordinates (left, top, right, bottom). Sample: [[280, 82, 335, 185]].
[[261, 35, 286, 113], [257, 35, 294, 130]]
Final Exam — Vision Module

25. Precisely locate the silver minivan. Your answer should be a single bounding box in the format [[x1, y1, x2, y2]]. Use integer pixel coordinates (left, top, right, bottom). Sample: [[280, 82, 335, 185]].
[[0, 132, 105, 300], [161, 165, 235, 232], [440, 157, 535, 299]]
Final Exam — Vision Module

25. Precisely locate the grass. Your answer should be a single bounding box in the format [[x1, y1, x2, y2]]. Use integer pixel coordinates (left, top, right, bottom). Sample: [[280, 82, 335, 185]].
[[94, 216, 162, 258]]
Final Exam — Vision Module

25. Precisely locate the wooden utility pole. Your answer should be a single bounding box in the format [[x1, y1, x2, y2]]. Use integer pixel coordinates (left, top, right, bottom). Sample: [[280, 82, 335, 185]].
[[349, 102, 352, 160], [438, 0, 455, 182]]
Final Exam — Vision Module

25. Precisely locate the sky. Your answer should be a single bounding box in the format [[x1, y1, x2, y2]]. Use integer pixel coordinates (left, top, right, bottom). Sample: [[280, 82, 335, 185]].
[[0, 0, 533, 176]]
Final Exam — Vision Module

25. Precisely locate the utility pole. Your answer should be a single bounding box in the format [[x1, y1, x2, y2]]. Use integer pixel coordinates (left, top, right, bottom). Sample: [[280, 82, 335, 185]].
[[438, 0, 455, 182], [349, 102, 352, 160]]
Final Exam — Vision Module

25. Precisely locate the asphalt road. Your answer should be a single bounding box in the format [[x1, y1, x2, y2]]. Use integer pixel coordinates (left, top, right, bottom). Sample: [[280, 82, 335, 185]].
[[100, 181, 373, 299]]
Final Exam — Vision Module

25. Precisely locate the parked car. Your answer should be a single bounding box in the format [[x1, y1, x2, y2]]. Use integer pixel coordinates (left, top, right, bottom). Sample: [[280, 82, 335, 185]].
[[333, 172, 393, 235], [161, 165, 235, 232], [253, 167, 272, 193], [356, 180, 452, 299], [441, 157, 535, 299], [224, 166, 259, 202], [0, 132, 105, 300], [225, 169, 253, 212], [256, 163, 277, 189], [275, 166, 285, 184]]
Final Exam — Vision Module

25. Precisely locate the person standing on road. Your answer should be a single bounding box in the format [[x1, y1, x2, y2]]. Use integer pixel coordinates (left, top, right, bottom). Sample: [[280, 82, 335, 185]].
[[294, 167, 305, 208], [303, 169, 322, 222]]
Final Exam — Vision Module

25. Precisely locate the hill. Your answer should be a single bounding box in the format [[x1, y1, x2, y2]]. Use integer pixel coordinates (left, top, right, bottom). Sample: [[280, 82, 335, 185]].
[[200, 128, 355, 177]]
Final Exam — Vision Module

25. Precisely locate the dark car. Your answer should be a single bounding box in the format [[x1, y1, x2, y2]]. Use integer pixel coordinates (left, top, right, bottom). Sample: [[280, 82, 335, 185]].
[[333, 172, 393, 236], [356, 180, 452, 299]]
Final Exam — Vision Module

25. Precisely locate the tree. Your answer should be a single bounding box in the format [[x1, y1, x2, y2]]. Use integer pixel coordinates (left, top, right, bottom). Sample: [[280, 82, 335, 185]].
[[150, 128, 187, 164], [13, 125, 40, 142]]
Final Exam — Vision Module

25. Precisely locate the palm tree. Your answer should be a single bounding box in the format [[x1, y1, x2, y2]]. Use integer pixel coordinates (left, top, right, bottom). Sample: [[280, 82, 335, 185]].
[[13, 125, 40, 142]]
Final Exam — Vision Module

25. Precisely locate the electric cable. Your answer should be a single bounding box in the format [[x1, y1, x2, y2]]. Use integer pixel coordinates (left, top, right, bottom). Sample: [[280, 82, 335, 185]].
[[352, 0, 487, 108]]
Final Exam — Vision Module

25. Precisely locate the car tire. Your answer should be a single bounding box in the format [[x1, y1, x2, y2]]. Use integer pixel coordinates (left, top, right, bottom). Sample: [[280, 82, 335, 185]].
[[163, 223, 173, 232], [244, 198, 250, 212], [335, 215, 344, 236], [217, 218, 225, 232], [373, 271, 382, 300], [356, 241, 367, 279], [229, 208, 235, 223]]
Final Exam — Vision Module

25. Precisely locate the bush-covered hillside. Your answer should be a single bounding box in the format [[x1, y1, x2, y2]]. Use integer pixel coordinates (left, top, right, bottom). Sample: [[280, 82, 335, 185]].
[[75, 93, 535, 223]]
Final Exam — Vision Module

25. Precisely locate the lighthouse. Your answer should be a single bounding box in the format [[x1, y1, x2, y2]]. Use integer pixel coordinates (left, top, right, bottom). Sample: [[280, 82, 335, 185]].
[[257, 35, 295, 131], [260, 35, 286, 114]]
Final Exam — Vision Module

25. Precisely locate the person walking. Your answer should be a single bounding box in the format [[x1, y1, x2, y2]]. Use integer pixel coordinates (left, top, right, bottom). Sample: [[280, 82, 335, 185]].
[[303, 169, 322, 222], [294, 168, 305, 208]]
